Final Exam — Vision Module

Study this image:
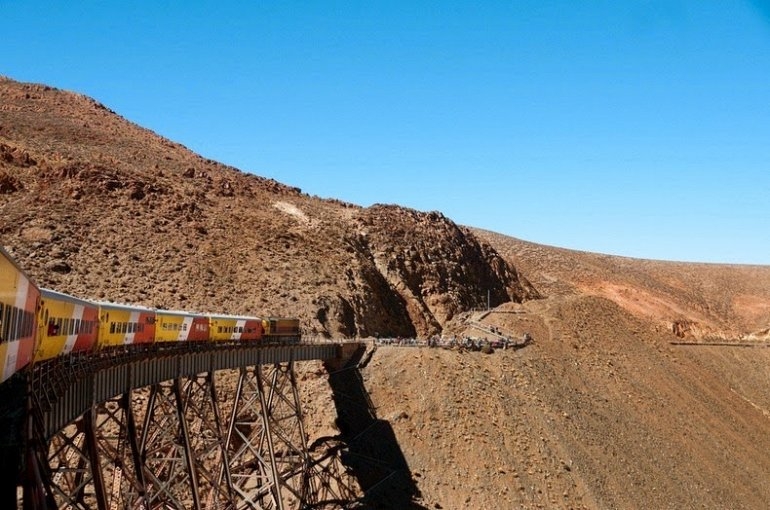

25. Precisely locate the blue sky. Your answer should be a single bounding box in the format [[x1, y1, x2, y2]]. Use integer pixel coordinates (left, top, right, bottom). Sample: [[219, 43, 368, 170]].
[[3, 1, 770, 264]]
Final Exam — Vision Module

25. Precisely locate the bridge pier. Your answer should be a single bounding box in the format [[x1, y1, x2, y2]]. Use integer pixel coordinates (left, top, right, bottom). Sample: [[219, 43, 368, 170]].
[[15, 343, 365, 509]]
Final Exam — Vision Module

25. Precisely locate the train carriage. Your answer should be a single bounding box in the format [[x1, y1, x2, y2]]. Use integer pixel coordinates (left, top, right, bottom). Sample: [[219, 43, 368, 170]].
[[208, 314, 264, 342], [38, 289, 99, 361], [263, 318, 301, 342], [97, 302, 156, 348], [155, 310, 210, 342], [1, 247, 304, 387], [0, 247, 40, 382]]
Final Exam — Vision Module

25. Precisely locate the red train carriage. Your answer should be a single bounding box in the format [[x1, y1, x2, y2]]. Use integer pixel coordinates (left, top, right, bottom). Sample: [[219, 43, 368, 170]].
[[0, 247, 40, 382], [37, 289, 99, 361]]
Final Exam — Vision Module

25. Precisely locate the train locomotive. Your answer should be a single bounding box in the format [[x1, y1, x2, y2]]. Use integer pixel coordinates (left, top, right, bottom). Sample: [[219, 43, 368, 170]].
[[0, 245, 301, 384]]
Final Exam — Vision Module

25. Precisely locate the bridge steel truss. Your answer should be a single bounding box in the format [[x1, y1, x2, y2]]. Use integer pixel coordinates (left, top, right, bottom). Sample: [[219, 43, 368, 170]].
[[21, 343, 363, 510]]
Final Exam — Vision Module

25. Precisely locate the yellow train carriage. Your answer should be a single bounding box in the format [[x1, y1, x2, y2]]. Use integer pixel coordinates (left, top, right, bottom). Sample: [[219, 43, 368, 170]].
[[0, 246, 40, 382], [97, 302, 156, 348], [37, 289, 99, 361], [208, 314, 264, 342], [155, 310, 209, 342]]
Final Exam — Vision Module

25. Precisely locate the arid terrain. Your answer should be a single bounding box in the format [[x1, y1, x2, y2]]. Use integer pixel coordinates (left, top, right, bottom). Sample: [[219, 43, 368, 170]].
[[3, 76, 770, 508]]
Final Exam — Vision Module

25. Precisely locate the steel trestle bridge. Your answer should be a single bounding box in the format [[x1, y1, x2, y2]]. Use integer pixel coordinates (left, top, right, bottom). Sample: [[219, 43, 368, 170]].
[[2, 341, 366, 510]]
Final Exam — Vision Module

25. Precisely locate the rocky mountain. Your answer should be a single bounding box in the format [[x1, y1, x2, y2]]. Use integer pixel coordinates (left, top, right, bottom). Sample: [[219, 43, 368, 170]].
[[0, 76, 536, 339], [4, 76, 770, 509]]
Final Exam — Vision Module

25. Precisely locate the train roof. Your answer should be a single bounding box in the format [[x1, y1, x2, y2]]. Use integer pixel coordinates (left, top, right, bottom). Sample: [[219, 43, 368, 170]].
[[90, 300, 156, 313], [207, 313, 262, 321], [155, 309, 208, 318], [40, 288, 95, 306]]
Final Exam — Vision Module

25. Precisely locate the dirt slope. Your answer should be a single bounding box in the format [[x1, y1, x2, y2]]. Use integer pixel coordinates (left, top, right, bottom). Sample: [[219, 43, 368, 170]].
[[474, 229, 770, 341], [360, 298, 770, 509], [4, 76, 770, 509]]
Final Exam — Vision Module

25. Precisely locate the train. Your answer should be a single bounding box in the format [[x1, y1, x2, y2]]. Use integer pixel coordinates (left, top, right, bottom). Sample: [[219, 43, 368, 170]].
[[0, 245, 301, 383]]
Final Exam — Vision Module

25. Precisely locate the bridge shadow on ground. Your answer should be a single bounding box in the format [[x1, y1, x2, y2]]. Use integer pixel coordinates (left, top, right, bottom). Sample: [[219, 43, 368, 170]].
[[324, 345, 427, 510]]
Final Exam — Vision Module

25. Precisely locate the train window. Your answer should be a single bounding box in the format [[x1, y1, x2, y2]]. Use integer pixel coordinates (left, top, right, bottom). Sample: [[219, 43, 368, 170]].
[[7, 307, 12, 341], [11, 307, 18, 341], [6, 306, 12, 339], [0, 303, 4, 341], [182, 323, 187, 331], [217, 326, 222, 333], [2, 306, 9, 342], [110, 322, 115, 334]]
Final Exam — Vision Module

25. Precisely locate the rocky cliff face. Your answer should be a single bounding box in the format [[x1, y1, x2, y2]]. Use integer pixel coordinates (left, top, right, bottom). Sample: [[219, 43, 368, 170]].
[[352, 205, 538, 337]]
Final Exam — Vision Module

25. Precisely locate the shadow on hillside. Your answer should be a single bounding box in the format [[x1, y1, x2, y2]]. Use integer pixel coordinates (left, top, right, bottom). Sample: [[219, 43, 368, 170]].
[[324, 345, 426, 510]]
